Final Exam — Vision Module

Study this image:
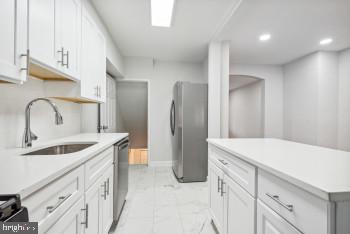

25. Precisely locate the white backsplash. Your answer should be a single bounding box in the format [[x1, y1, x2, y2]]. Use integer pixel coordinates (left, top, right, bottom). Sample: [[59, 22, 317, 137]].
[[0, 78, 82, 149]]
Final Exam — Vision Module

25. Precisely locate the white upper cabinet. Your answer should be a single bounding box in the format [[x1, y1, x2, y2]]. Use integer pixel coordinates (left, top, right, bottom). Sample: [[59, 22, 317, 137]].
[[29, 0, 57, 71], [81, 6, 106, 102], [41, 3, 107, 103], [56, 0, 81, 79], [0, 0, 28, 84], [29, 0, 81, 81]]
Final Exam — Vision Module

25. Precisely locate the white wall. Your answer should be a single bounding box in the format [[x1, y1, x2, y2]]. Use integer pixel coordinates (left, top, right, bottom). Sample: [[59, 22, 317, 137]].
[[0, 78, 81, 149], [208, 41, 230, 138], [229, 80, 264, 138], [283, 51, 339, 148], [337, 49, 350, 151], [121, 57, 206, 163], [229, 64, 284, 138]]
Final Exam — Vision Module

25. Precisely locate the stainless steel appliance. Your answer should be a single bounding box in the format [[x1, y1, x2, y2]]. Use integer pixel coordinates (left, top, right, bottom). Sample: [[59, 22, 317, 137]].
[[0, 194, 28, 222], [170, 81, 208, 182], [113, 137, 129, 223]]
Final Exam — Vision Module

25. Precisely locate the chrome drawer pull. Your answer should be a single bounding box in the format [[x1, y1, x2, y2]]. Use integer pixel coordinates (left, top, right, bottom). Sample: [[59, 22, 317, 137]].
[[217, 176, 221, 193], [218, 159, 228, 165], [221, 180, 226, 196], [266, 193, 294, 212], [57, 47, 64, 65], [101, 181, 107, 200], [20, 50, 30, 73], [106, 178, 110, 196], [63, 50, 69, 68], [81, 204, 89, 228], [46, 194, 72, 213]]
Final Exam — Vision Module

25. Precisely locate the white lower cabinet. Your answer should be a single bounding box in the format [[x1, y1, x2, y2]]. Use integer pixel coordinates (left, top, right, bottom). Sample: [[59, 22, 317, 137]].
[[24, 146, 115, 234], [209, 161, 225, 232], [224, 174, 255, 234], [257, 200, 302, 234], [209, 160, 255, 234], [208, 144, 339, 234], [101, 166, 114, 234], [84, 164, 114, 234], [84, 178, 102, 234], [45, 197, 85, 234]]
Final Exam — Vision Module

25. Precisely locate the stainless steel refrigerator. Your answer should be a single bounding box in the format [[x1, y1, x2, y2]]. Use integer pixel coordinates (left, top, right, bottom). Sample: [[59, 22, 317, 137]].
[[170, 81, 208, 182]]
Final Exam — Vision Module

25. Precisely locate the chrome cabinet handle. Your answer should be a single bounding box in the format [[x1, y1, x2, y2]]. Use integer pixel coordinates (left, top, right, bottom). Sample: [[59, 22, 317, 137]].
[[217, 176, 221, 193], [94, 86, 98, 97], [57, 47, 64, 65], [101, 181, 107, 200], [20, 49, 30, 72], [221, 180, 226, 196], [46, 194, 72, 213], [106, 178, 110, 196], [218, 159, 228, 165], [63, 50, 69, 68], [266, 193, 294, 212], [81, 204, 89, 228]]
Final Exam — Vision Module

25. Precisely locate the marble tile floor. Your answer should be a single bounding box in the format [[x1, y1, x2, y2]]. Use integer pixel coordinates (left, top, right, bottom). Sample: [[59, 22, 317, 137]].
[[109, 165, 217, 234]]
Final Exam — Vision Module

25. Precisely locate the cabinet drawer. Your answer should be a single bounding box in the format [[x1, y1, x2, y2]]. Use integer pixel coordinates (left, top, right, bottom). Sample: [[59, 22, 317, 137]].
[[22, 165, 84, 230], [258, 169, 329, 234], [209, 145, 256, 196], [85, 146, 113, 189], [257, 200, 302, 234]]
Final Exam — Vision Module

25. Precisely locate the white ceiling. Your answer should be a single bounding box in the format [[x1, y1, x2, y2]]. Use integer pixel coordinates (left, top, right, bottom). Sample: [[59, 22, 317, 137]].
[[230, 75, 261, 90], [217, 0, 350, 65], [92, 0, 241, 62]]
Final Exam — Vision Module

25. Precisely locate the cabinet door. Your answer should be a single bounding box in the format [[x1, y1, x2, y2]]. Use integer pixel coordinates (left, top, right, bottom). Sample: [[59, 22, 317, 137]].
[[29, 0, 58, 70], [257, 200, 302, 234], [85, 178, 103, 234], [96, 34, 106, 103], [0, 0, 28, 83], [224, 175, 255, 234], [209, 162, 224, 233], [46, 197, 85, 234], [101, 166, 114, 234], [81, 8, 98, 101], [56, 0, 81, 79]]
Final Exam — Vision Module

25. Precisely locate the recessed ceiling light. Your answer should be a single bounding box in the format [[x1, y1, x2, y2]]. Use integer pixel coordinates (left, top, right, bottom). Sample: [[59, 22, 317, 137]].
[[259, 34, 271, 41], [151, 0, 175, 27], [319, 38, 333, 45]]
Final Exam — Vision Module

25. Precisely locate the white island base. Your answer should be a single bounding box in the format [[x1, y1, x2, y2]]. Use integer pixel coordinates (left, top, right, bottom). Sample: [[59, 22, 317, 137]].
[[207, 138, 350, 234]]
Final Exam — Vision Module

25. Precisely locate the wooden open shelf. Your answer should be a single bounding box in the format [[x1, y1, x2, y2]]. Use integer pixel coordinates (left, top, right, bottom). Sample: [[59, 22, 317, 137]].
[[52, 97, 98, 104], [29, 62, 73, 81]]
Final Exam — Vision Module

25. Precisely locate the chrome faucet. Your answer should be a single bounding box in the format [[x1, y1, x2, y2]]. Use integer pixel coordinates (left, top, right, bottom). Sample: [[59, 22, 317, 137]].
[[22, 98, 63, 148]]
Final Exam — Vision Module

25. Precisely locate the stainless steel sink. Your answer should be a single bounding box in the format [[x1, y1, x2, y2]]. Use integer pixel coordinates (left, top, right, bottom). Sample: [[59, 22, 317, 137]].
[[22, 143, 97, 155]]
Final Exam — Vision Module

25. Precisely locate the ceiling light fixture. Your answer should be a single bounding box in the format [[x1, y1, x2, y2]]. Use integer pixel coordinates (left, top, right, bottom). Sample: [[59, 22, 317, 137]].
[[151, 0, 175, 27], [259, 34, 271, 41], [319, 38, 333, 45]]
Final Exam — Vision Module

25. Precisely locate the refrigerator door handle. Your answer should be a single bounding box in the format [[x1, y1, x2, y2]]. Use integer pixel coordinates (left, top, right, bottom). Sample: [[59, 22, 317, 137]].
[[170, 100, 175, 136]]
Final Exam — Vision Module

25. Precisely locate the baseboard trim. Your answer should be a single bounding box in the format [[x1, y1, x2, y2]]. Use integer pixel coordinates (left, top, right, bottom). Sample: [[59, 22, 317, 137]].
[[149, 160, 172, 167]]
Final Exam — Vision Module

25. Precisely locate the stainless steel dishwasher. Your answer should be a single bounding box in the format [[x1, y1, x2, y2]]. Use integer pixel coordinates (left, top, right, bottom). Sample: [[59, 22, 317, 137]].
[[113, 137, 129, 223]]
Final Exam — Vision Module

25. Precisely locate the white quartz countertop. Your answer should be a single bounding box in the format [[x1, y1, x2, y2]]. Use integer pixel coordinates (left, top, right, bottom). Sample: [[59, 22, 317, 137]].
[[207, 138, 350, 201], [0, 133, 128, 199]]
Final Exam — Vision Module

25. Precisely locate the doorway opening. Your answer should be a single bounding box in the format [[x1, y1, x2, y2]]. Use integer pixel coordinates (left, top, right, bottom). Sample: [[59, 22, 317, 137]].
[[229, 75, 265, 138], [116, 80, 149, 165]]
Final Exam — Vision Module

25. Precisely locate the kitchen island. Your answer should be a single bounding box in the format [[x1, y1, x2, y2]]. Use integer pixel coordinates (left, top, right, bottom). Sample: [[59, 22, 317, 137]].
[[207, 138, 350, 234]]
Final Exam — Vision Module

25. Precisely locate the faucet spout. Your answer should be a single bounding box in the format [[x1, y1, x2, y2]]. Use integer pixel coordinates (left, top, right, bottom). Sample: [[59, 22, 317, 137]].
[[22, 98, 64, 148]]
